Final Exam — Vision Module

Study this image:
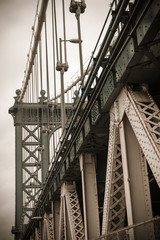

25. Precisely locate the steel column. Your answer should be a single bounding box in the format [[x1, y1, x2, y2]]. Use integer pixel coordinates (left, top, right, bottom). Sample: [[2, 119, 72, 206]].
[[44, 212, 54, 240], [125, 87, 160, 187], [35, 227, 41, 240], [41, 127, 50, 182], [15, 125, 23, 239], [102, 110, 125, 235], [119, 116, 154, 240], [52, 201, 60, 240], [113, 86, 158, 239], [59, 193, 67, 239], [59, 181, 84, 240], [79, 154, 100, 239]]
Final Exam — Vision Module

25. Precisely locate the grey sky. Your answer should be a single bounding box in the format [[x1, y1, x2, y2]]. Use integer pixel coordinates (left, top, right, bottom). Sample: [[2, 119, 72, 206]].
[[0, 0, 109, 239], [0, 1, 38, 239]]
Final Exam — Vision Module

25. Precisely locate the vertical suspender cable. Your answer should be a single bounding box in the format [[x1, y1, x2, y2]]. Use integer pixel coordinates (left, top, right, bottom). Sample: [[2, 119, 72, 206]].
[[62, 0, 67, 64], [29, 80, 31, 102], [44, 18, 50, 136], [28, 83, 29, 102], [39, 38, 44, 136], [53, 0, 59, 63], [44, 17, 50, 169], [19, 0, 49, 101], [34, 57, 37, 102], [51, 0, 57, 101], [34, 57, 36, 101], [27, 82, 30, 102], [32, 70, 34, 102], [35, 53, 39, 102], [36, 53, 39, 102], [39, 39, 43, 91], [26, 85, 28, 102], [45, 18, 50, 99]]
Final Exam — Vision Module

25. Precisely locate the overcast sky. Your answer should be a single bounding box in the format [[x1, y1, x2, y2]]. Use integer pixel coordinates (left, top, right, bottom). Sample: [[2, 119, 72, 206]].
[[0, 0, 109, 239]]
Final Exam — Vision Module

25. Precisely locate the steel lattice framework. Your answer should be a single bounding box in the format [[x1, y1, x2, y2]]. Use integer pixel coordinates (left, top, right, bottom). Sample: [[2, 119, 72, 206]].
[[122, 86, 160, 187], [59, 182, 85, 240], [102, 113, 125, 234], [102, 86, 158, 239], [9, 91, 73, 235]]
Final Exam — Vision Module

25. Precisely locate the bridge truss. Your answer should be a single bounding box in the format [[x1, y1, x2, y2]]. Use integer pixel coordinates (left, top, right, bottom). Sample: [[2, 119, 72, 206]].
[[9, 0, 160, 239]]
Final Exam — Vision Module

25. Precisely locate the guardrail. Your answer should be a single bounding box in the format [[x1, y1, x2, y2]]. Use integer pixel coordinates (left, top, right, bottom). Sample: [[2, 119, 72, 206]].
[[97, 216, 160, 240]]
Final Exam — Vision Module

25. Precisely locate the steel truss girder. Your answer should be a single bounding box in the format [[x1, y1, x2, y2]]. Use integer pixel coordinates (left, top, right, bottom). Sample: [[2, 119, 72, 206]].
[[59, 181, 85, 240], [52, 201, 60, 240], [117, 86, 160, 187], [35, 227, 41, 240], [120, 117, 154, 240], [59, 196, 65, 240], [42, 212, 54, 240], [9, 101, 73, 127], [102, 85, 159, 239], [102, 112, 125, 235], [22, 124, 42, 222]]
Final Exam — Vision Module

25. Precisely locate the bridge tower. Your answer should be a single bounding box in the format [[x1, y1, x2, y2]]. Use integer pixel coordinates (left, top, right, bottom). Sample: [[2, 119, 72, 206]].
[[9, 90, 72, 239]]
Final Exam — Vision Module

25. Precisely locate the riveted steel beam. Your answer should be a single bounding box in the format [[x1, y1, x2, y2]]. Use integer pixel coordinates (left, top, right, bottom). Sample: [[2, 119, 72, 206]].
[[80, 154, 100, 239]]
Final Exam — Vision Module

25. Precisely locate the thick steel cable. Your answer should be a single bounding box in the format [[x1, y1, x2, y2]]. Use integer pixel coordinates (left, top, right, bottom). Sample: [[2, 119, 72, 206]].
[[62, 0, 67, 63], [19, 0, 49, 101], [26, 85, 28, 102], [79, 0, 116, 88], [36, 53, 39, 102], [50, 0, 57, 158], [39, 39, 43, 91], [44, 18, 50, 99], [51, 107, 56, 160], [34, 57, 37, 102], [53, 0, 59, 63], [28, 83, 29, 102], [51, 0, 57, 100], [30, 73, 32, 103], [34, 57, 36, 101], [32, 70, 34, 102], [44, 18, 51, 159], [23, 0, 40, 100]]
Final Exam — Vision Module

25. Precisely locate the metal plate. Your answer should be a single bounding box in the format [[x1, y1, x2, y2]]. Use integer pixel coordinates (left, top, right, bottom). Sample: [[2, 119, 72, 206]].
[[100, 72, 114, 108], [115, 38, 135, 82], [136, 0, 160, 45]]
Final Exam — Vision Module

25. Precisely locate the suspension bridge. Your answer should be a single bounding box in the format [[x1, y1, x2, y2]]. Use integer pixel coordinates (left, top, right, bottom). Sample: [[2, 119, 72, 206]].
[[9, 0, 160, 239]]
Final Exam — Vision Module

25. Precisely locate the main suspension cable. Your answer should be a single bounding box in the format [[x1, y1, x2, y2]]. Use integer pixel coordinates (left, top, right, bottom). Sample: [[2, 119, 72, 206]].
[[51, 0, 57, 100]]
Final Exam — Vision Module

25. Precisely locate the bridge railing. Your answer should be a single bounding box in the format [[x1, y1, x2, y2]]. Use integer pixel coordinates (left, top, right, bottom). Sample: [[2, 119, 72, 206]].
[[96, 216, 160, 240]]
